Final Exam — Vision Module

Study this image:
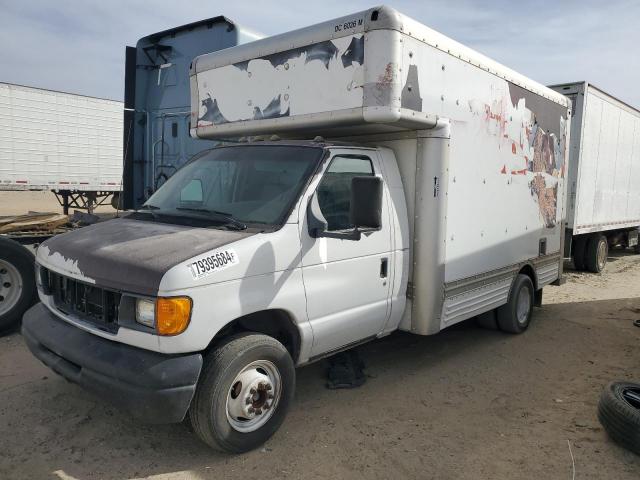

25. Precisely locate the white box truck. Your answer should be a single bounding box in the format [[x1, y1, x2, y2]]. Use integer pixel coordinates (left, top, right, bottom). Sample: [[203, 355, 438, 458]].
[[22, 6, 569, 453], [550, 82, 640, 272], [0, 82, 123, 213]]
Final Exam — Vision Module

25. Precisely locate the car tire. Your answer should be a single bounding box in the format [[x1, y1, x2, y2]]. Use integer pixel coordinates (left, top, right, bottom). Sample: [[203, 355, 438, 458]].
[[189, 333, 295, 453], [572, 235, 587, 271], [0, 239, 37, 334], [586, 234, 608, 273], [496, 274, 534, 334], [598, 381, 640, 455]]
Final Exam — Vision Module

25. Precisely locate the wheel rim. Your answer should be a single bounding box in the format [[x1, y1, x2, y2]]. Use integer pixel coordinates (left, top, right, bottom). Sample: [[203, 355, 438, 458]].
[[622, 387, 640, 410], [0, 260, 23, 317], [516, 285, 531, 325], [597, 239, 608, 271], [225, 359, 282, 433]]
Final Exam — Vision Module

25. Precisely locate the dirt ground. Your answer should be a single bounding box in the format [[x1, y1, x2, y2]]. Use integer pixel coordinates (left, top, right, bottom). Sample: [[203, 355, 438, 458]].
[[1, 193, 640, 479]]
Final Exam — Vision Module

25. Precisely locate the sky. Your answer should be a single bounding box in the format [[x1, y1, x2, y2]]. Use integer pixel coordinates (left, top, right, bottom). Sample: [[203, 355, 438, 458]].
[[1, 0, 639, 107]]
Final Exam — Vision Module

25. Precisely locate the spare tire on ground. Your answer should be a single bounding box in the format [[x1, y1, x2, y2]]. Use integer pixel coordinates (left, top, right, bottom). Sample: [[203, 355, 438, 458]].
[[598, 381, 640, 455]]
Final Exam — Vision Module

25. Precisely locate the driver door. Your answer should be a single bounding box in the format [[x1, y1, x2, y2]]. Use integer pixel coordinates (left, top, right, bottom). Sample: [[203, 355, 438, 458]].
[[299, 150, 393, 358]]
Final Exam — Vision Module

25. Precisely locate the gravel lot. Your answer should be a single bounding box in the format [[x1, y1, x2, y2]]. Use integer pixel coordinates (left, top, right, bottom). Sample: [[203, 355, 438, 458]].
[[1, 247, 640, 479]]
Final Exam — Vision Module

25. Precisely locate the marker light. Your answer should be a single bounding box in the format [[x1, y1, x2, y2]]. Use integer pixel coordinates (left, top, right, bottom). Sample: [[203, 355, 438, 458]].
[[156, 297, 192, 336]]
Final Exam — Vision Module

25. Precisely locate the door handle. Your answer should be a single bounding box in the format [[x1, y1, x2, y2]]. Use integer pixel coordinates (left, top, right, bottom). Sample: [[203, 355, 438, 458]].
[[380, 258, 388, 278]]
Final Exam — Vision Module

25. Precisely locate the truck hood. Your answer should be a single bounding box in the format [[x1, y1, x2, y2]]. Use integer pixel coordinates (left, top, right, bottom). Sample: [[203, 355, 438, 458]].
[[37, 217, 254, 295]]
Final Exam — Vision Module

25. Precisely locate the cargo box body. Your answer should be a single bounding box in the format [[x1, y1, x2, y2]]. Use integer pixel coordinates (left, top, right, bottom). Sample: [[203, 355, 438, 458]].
[[551, 82, 640, 235], [190, 6, 570, 333], [0, 82, 123, 192]]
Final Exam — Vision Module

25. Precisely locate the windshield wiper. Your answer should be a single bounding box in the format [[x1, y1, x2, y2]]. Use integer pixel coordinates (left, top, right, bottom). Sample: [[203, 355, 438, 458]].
[[175, 207, 247, 230]]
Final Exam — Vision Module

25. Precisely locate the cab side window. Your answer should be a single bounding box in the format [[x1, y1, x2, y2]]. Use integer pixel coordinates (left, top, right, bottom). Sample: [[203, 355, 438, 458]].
[[317, 156, 374, 231]]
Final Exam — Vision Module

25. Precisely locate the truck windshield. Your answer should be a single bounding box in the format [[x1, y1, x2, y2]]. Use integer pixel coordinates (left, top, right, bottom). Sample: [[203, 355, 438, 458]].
[[142, 145, 322, 228]]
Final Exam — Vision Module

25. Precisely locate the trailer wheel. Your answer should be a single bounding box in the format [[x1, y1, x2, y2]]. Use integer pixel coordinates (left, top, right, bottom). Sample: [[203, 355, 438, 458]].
[[598, 381, 640, 455], [572, 235, 587, 271], [0, 239, 37, 333], [189, 333, 295, 453], [496, 274, 534, 334], [586, 234, 608, 273]]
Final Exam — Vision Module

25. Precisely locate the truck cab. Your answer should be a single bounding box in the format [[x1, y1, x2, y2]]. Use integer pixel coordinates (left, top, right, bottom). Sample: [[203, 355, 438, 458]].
[[23, 139, 408, 451]]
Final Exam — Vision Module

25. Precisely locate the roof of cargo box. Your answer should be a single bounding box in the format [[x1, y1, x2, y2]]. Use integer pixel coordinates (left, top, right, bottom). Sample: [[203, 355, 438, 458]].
[[549, 81, 640, 116], [192, 5, 568, 107]]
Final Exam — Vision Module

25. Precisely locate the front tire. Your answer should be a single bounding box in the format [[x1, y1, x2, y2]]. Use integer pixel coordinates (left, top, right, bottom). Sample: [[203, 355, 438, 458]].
[[189, 333, 295, 453], [0, 239, 37, 334], [496, 274, 534, 334]]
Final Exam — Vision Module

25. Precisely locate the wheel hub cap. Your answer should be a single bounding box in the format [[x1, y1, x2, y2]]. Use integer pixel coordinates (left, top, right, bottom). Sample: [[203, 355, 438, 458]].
[[516, 287, 531, 325], [0, 260, 23, 317], [226, 360, 281, 433], [597, 240, 607, 270]]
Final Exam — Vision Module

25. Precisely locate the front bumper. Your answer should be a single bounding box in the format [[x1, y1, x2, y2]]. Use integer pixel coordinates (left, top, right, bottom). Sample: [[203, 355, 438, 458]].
[[22, 303, 203, 424]]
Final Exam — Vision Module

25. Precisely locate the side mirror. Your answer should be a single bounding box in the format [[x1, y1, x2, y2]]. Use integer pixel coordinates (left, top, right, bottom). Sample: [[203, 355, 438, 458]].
[[349, 176, 382, 230], [306, 175, 383, 241]]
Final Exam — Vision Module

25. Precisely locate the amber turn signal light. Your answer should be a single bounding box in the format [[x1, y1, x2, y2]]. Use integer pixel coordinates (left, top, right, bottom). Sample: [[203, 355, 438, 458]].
[[156, 297, 192, 336]]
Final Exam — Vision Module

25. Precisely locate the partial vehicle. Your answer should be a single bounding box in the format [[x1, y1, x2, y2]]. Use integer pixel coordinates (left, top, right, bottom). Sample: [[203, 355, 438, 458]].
[[550, 82, 640, 272], [22, 6, 570, 452], [121, 16, 262, 210]]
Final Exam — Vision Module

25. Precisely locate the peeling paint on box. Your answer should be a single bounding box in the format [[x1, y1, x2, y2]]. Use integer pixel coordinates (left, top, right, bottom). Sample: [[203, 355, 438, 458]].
[[38, 245, 95, 284], [341, 36, 364, 67], [468, 83, 567, 228], [401, 64, 422, 111], [197, 35, 365, 127]]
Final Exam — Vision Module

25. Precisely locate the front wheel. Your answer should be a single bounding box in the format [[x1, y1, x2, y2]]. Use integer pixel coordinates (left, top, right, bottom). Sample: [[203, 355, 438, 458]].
[[189, 333, 295, 453]]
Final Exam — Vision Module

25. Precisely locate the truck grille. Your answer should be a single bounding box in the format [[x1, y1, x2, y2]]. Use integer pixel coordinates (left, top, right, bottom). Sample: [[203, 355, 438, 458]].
[[41, 268, 120, 333]]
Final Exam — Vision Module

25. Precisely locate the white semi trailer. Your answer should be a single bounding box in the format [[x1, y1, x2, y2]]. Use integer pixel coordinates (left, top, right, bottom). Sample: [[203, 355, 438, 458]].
[[23, 6, 569, 453], [550, 82, 640, 272], [0, 82, 123, 213]]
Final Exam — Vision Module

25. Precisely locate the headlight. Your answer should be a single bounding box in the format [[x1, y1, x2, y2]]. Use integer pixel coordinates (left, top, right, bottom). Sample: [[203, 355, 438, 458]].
[[135, 298, 156, 328], [135, 296, 192, 335]]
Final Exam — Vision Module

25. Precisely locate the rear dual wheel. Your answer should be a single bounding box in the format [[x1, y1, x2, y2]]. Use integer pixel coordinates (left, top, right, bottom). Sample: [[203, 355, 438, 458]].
[[476, 274, 535, 334], [573, 234, 608, 273], [586, 234, 608, 273]]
